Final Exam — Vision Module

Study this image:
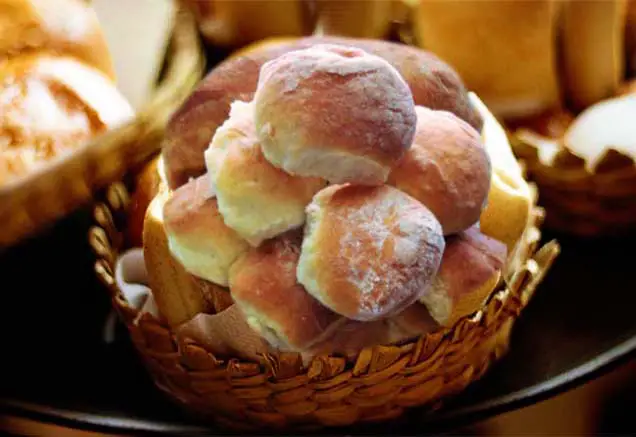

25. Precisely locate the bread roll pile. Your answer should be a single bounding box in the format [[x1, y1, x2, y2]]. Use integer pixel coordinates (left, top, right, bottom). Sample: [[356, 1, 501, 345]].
[[0, 0, 133, 186], [143, 39, 526, 358]]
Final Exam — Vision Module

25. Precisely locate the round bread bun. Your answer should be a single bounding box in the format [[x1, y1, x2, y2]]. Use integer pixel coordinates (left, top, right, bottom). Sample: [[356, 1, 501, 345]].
[[162, 174, 249, 287], [205, 100, 325, 246], [420, 225, 507, 327], [297, 184, 445, 322], [0, 0, 115, 79], [229, 231, 341, 352], [387, 106, 491, 235], [0, 53, 133, 186], [162, 36, 481, 189], [253, 43, 417, 185]]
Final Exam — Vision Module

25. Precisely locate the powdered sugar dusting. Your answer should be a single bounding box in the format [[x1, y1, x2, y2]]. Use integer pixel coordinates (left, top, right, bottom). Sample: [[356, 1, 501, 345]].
[[336, 186, 444, 320]]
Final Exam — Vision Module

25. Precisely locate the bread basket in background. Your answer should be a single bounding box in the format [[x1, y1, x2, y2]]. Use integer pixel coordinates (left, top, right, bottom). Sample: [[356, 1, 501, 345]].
[[0, 3, 204, 248], [89, 35, 559, 430]]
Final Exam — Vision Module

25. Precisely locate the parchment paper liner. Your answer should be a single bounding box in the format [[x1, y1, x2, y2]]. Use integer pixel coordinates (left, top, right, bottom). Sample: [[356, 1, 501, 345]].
[[90, 182, 559, 430], [511, 135, 636, 237]]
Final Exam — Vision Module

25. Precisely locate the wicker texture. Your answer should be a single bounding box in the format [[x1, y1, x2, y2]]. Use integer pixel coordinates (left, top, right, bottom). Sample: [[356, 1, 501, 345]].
[[511, 138, 636, 237], [0, 7, 204, 249], [90, 181, 559, 431]]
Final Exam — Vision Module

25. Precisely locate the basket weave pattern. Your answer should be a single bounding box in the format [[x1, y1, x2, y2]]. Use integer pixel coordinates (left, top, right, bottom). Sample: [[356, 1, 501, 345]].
[[512, 141, 636, 236], [90, 182, 559, 430]]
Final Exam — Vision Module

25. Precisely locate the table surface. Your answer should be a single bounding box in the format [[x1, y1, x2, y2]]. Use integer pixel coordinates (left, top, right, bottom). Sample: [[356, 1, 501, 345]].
[[1, 206, 635, 436]]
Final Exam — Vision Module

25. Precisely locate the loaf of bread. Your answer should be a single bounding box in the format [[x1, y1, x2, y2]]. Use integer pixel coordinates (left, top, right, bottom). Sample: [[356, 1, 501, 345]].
[[0, 53, 132, 186]]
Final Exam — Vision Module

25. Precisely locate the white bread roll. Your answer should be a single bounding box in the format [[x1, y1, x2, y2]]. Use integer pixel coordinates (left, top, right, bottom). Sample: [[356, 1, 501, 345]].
[[253, 44, 417, 185], [205, 100, 325, 246], [162, 175, 249, 287], [388, 106, 491, 235], [297, 184, 445, 322]]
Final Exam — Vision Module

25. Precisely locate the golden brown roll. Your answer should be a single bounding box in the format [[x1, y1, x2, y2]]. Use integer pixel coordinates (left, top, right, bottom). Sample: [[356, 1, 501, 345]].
[[253, 43, 417, 185], [388, 106, 491, 235], [162, 36, 481, 189], [0, 0, 115, 79], [229, 231, 341, 352], [205, 100, 325, 246], [0, 53, 133, 186], [297, 184, 445, 322], [420, 226, 507, 327], [162, 175, 249, 287], [413, 0, 560, 120]]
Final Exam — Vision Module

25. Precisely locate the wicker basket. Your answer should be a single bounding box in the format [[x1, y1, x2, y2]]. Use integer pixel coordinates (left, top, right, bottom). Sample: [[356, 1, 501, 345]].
[[511, 136, 636, 237], [89, 178, 559, 431], [0, 7, 204, 249]]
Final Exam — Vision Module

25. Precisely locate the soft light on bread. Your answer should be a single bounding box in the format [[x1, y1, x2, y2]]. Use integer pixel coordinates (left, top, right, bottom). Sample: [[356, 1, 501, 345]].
[[162, 175, 249, 287], [205, 100, 325, 246], [254, 44, 417, 185], [0, 53, 133, 186], [229, 231, 341, 352], [142, 189, 214, 327], [413, 0, 560, 120], [0, 0, 115, 79], [420, 226, 507, 327], [388, 106, 491, 235], [297, 184, 445, 321]]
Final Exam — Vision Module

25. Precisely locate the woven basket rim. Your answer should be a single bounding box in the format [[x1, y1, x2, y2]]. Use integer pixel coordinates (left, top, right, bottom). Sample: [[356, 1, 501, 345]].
[[89, 178, 561, 368]]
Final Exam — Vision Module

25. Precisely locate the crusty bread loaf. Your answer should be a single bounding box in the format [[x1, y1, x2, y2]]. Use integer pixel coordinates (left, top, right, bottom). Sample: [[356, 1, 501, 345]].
[[229, 231, 341, 351], [420, 226, 506, 327], [162, 36, 482, 189], [388, 106, 491, 235], [0, 53, 133, 186], [0, 0, 115, 79], [205, 100, 325, 246], [297, 184, 445, 321], [162, 175, 249, 287], [413, 0, 560, 120], [142, 189, 214, 327], [560, 0, 627, 112], [470, 93, 533, 253], [254, 43, 417, 185]]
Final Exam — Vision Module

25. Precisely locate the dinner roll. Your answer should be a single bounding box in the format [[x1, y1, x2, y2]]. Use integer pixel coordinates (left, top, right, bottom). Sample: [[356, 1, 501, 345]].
[[162, 175, 249, 287], [205, 100, 325, 246], [253, 44, 417, 185], [297, 184, 445, 321], [387, 106, 491, 235], [229, 231, 341, 351], [420, 226, 507, 327]]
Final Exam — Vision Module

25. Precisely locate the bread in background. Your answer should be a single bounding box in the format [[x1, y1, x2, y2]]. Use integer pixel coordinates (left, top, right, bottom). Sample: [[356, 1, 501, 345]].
[[412, 0, 561, 121]]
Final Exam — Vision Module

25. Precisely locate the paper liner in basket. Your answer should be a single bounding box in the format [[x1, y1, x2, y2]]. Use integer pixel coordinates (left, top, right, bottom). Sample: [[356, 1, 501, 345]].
[[90, 180, 559, 431]]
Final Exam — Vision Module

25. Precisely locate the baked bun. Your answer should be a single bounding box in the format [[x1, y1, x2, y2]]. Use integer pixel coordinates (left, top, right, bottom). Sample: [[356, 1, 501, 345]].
[[297, 184, 445, 322], [162, 175, 249, 287], [229, 231, 341, 351], [163, 36, 481, 189], [0, 0, 115, 79], [0, 53, 133, 185], [387, 106, 491, 235], [253, 43, 417, 185], [421, 226, 507, 327], [205, 100, 325, 246]]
